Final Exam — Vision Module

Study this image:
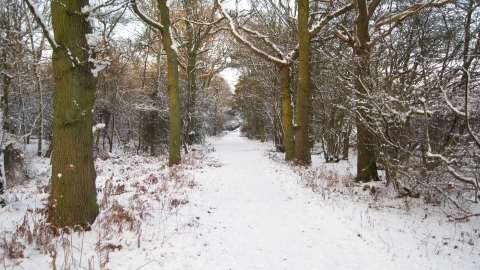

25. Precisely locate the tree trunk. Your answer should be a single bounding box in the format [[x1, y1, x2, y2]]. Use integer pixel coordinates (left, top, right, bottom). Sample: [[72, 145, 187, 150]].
[[279, 65, 294, 160], [1, 48, 11, 133], [26, 12, 45, 156], [109, 114, 115, 153], [294, 0, 311, 165], [353, 0, 379, 182], [342, 123, 351, 160], [184, 50, 196, 151], [157, 0, 181, 166], [354, 51, 379, 182], [49, 0, 99, 227], [183, 1, 197, 151], [4, 143, 29, 188]]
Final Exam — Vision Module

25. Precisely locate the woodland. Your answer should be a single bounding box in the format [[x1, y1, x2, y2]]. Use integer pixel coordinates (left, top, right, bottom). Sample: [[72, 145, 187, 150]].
[[0, 0, 479, 268]]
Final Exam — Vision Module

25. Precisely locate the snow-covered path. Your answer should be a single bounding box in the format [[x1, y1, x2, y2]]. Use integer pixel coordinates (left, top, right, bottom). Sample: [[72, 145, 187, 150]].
[[184, 132, 383, 269], [4, 132, 479, 270], [159, 132, 419, 269]]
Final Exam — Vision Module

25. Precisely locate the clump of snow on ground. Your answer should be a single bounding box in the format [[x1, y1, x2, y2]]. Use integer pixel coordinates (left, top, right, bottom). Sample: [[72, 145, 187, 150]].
[[1, 132, 479, 269]]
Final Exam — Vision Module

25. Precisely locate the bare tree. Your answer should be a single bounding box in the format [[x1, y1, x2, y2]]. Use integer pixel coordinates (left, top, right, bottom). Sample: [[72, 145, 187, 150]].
[[131, 0, 181, 166]]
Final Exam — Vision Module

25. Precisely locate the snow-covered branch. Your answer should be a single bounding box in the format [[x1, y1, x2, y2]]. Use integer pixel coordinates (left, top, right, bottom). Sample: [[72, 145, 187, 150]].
[[310, 3, 354, 38], [447, 166, 478, 189], [462, 69, 480, 149], [24, 0, 58, 49], [438, 77, 465, 116], [375, 0, 452, 30], [423, 183, 471, 214], [438, 68, 480, 149], [130, 0, 165, 31], [216, 0, 287, 66], [81, 0, 121, 15], [369, 0, 453, 48], [425, 150, 478, 189], [178, 16, 225, 27], [238, 25, 285, 58]]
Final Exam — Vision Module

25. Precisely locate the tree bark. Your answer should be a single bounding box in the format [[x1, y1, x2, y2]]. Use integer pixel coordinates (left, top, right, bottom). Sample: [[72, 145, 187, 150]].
[[294, 0, 311, 165], [353, 0, 380, 182], [49, 0, 99, 227], [279, 65, 294, 160], [184, 49, 197, 150], [157, 0, 181, 166], [131, 0, 181, 166], [1, 47, 11, 133]]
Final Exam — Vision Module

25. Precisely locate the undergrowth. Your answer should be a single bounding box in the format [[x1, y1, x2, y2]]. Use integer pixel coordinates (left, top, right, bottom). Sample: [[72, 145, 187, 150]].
[[269, 150, 479, 219], [0, 148, 209, 269]]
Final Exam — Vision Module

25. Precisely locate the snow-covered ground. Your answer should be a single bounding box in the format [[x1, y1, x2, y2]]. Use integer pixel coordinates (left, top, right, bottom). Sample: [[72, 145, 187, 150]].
[[1, 131, 480, 269]]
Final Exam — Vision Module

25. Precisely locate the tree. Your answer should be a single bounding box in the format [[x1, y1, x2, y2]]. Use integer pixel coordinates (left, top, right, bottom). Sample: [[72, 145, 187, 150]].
[[205, 75, 234, 136], [26, 0, 100, 227], [131, 0, 181, 166], [169, 0, 221, 151], [294, 0, 311, 164], [24, 1, 46, 156], [1, 0, 25, 134], [217, 0, 352, 163], [333, 0, 452, 182], [217, 0, 296, 160]]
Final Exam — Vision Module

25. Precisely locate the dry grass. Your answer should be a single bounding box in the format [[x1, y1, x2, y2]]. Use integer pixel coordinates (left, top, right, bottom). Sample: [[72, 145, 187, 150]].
[[0, 147, 209, 269]]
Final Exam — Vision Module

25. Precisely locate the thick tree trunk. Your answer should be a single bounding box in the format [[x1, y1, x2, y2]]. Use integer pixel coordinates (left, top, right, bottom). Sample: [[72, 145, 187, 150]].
[[354, 50, 379, 182], [355, 118, 379, 182], [353, 0, 379, 182], [279, 65, 294, 160], [294, 0, 311, 165], [49, 0, 99, 227], [4, 143, 29, 188]]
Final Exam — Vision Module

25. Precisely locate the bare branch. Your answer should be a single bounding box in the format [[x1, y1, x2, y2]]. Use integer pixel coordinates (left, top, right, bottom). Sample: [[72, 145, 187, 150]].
[[452, 213, 480, 221], [24, 0, 58, 49], [433, 185, 471, 214], [462, 68, 480, 149], [216, 0, 287, 66], [447, 166, 478, 188], [310, 3, 354, 38], [369, 0, 453, 48], [130, 0, 165, 31]]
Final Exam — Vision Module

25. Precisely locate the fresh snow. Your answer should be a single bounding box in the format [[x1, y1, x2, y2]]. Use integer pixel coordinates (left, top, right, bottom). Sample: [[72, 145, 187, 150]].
[[92, 123, 106, 133], [1, 131, 480, 269], [156, 131, 480, 269]]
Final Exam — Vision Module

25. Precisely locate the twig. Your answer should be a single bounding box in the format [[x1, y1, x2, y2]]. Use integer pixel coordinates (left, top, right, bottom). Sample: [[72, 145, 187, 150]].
[[136, 259, 164, 270], [451, 213, 480, 221]]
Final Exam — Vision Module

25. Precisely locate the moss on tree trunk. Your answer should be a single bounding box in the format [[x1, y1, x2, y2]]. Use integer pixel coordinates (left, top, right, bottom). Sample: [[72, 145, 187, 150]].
[[157, 0, 181, 166], [294, 0, 311, 165], [280, 65, 294, 160], [50, 0, 99, 227]]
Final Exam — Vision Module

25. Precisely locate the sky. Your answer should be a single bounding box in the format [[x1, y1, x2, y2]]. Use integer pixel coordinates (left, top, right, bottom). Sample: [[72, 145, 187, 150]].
[[220, 67, 240, 92]]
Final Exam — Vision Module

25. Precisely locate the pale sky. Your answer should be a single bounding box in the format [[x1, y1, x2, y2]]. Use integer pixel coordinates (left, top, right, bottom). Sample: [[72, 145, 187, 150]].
[[220, 68, 239, 92]]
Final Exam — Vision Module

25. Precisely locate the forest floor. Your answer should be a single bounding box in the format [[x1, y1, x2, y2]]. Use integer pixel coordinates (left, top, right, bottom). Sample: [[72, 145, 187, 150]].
[[1, 131, 480, 269]]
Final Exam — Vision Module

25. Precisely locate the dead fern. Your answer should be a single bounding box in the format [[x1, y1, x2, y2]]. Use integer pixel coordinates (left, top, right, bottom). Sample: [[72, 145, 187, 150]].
[[0, 235, 25, 259], [98, 200, 141, 241]]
